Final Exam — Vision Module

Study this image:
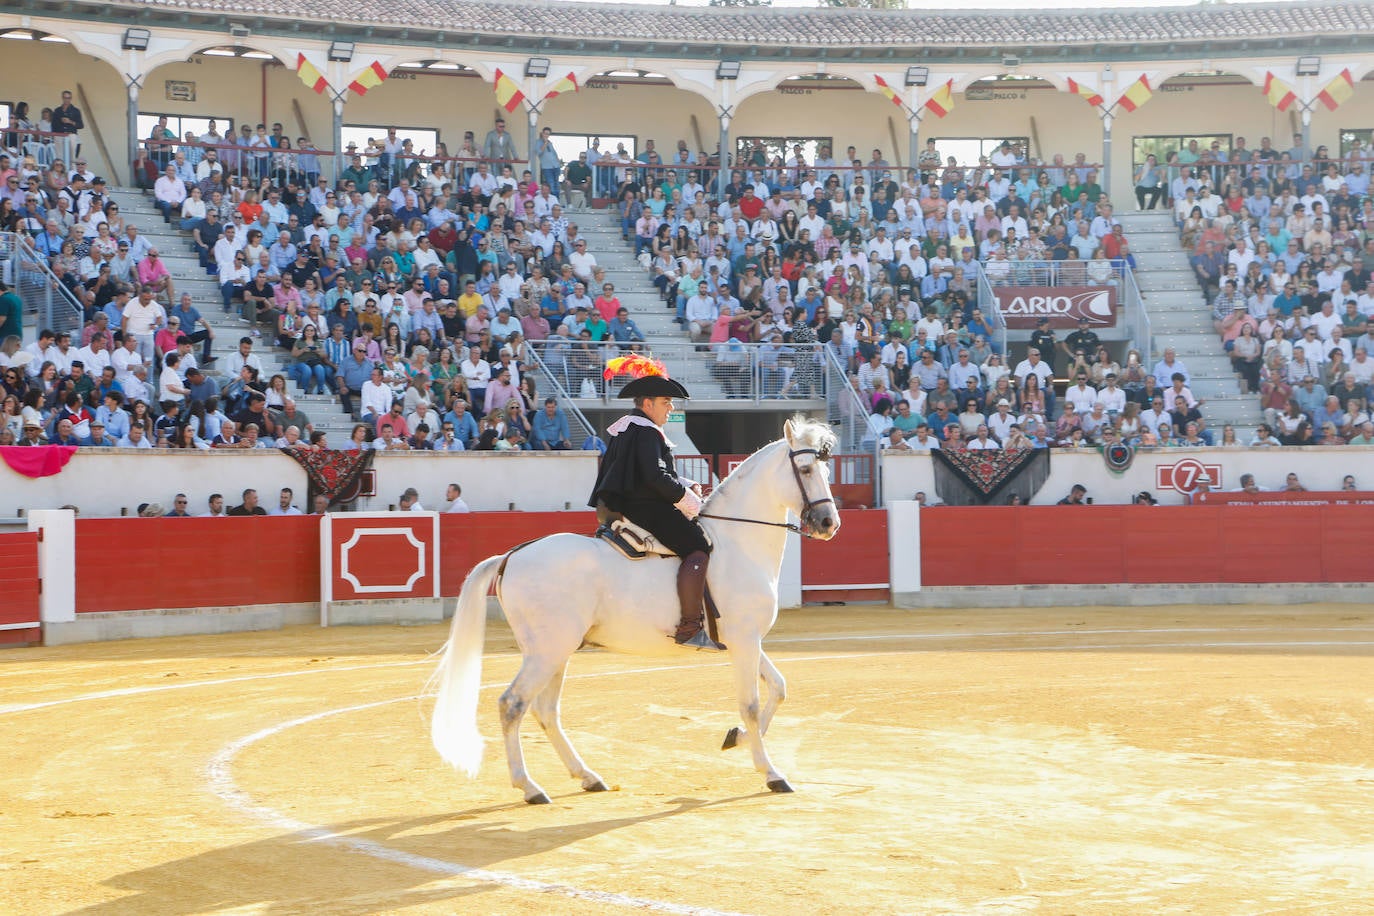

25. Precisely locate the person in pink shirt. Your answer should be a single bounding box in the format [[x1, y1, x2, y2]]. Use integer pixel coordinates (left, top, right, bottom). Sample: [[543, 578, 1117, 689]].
[[593, 282, 622, 322], [136, 247, 174, 303]]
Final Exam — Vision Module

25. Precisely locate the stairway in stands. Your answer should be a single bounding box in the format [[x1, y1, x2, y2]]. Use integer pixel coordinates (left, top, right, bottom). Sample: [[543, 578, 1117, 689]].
[[1116, 210, 1262, 436], [109, 187, 381, 444]]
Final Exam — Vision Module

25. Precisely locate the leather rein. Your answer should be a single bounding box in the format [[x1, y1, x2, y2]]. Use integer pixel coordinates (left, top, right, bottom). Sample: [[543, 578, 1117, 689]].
[[698, 447, 836, 539]]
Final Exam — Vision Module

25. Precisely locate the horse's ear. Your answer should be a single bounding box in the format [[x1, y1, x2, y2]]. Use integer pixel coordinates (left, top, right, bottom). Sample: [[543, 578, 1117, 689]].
[[783, 418, 797, 446]]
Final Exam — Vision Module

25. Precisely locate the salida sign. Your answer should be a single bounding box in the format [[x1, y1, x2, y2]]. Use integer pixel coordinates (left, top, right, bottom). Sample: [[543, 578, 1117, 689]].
[[995, 286, 1117, 329]]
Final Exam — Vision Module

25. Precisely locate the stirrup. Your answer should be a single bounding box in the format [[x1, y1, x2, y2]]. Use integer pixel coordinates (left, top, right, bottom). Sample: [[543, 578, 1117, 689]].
[[675, 627, 726, 652]]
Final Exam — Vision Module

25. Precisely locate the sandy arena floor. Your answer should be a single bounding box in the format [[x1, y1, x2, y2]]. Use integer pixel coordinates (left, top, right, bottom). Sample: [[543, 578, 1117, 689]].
[[3, 605, 1374, 915]]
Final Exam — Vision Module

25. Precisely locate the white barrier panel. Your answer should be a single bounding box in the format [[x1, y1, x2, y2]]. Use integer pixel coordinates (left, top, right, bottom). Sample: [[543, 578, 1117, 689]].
[[881, 447, 1373, 507], [778, 531, 802, 610], [27, 509, 75, 625], [887, 501, 921, 595], [1, 450, 600, 518]]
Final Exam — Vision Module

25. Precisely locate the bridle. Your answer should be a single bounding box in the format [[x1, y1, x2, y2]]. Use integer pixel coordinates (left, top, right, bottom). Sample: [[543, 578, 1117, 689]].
[[699, 446, 837, 539]]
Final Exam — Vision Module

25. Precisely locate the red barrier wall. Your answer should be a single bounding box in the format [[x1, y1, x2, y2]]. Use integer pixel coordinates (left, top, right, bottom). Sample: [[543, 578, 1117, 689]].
[[919, 505, 1374, 586], [439, 511, 597, 596], [0, 532, 41, 645], [74, 516, 322, 613], [801, 509, 889, 602]]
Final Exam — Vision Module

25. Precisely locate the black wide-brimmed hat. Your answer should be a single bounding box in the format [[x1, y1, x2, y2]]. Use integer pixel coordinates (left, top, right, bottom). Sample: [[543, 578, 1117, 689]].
[[618, 375, 691, 400], [604, 354, 691, 399]]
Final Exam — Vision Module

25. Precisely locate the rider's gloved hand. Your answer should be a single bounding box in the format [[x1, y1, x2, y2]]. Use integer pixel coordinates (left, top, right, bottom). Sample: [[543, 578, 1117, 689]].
[[674, 487, 703, 520]]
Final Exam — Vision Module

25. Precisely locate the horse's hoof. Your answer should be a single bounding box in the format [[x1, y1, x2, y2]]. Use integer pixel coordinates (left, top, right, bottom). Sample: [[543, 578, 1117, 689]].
[[721, 727, 740, 750], [526, 792, 552, 805], [767, 778, 794, 794], [584, 780, 609, 793]]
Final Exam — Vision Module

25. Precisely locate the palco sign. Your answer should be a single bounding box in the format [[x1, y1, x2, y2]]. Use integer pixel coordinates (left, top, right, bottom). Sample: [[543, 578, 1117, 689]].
[[995, 286, 1118, 329]]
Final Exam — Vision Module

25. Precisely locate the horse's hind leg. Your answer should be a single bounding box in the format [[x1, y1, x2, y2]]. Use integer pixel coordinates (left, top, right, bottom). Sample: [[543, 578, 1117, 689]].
[[722, 650, 786, 751], [499, 657, 562, 804], [531, 662, 608, 792]]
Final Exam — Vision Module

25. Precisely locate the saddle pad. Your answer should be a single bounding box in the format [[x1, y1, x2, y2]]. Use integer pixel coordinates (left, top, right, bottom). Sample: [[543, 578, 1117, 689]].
[[596, 519, 679, 559]]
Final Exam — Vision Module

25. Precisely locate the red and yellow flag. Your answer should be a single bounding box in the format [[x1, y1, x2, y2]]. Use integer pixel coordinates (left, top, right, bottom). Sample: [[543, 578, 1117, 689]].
[[348, 61, 389, 97], [1261, 72, 1297, 112], [1317, 68, 1355, 112], [923, 80, 955, 118], [543, 72, 579, 101], [1115, 75, 1153, 113], [1066, 78, 1104, 108], [874, 75, 904, 108], [295, 53, 328, 95], [493, 68, 526, 114]]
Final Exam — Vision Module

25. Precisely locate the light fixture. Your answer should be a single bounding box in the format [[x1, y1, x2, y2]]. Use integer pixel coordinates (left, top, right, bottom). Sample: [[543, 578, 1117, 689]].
[[229, 23, 250, 41], [716, 60, 741, 81], [1001, 55, 1021, 69], [524, 57, 550, 78], [327, 41, 354, 62], [1296, 56, 1322, 77], [121, 27, 150, 51], [903, 66, 929, 87]]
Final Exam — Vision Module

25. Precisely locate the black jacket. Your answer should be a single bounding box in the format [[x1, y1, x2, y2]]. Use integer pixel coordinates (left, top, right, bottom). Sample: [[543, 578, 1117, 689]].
[[588, 411, 685, 510]]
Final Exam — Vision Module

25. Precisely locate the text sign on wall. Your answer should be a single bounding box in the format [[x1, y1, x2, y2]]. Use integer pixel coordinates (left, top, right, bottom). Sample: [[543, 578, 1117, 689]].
[[321, 512, 439, 612], [995, 286, 1117, 329], [165, 80, 196, 102]]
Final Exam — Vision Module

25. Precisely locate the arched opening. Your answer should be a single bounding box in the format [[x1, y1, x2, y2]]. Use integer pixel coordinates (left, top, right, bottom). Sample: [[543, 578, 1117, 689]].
[[139, 44, 333, 186], [1, 27, 125, 181], [540, 69, 718, 169]]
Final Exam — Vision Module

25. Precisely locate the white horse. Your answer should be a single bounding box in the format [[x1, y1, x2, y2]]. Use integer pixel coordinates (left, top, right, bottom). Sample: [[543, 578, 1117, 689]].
[[430, 418, 842, 803]]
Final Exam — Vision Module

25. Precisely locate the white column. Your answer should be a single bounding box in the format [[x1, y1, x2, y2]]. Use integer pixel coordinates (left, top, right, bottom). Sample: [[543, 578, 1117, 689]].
[[778, 530, 802, 609], [28, 509, 76, 624], [887, 501, 921, 597]]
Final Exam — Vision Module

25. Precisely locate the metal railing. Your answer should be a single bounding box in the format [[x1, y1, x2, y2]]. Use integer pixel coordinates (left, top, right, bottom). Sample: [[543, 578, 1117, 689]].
[[822, 346, 881, 505], [523, 343, 596, 445], [1122, 266, 1153, 365], [974, 269, 1009, 357], [0, 232, 83, 340], [528, 339, 829, 403]]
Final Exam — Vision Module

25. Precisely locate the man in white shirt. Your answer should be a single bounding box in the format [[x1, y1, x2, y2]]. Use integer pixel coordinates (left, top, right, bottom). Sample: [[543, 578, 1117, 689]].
[[221, 339, 263, 383], [568, 239, 597, 282], [153, 164, 186, 222], [1064, 373, 1098, 414], [1013, 348, 1054, 390], [159, 352, 190, 404], [684, 290, 717, 342], [446, 483, 471, 513], [111, 333, 143, 383], [268, 488, 304, 516], [360, 366, 394, 425], [121, 287, 165, 363]]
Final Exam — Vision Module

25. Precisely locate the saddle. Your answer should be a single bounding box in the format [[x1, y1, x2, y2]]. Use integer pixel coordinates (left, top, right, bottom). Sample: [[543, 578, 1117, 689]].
[[594, 501, 680, 559]]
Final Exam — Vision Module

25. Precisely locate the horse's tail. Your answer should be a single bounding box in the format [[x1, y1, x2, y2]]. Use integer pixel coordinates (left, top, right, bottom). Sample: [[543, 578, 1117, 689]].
[[429, 553, 504, 778]]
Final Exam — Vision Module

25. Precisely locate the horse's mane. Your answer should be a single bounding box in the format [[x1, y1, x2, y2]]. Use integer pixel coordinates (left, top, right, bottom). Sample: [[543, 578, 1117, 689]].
[[702, 416, 837, 511]]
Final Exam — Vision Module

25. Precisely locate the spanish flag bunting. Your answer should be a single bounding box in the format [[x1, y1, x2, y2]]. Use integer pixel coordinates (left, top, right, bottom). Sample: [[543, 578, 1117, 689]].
[[1065, 78, 1104, 108], [543, 72, 579, 101], [1115, 75, 1153, 113], [494, 68, 527, 114], [923, 79, 955, 118], [295, 53, 329, 95], [1261, 72, 1297, 113], [873, 75, 904, 108], [1317, 68, 1355, 112], [348, 61, 389, 97]]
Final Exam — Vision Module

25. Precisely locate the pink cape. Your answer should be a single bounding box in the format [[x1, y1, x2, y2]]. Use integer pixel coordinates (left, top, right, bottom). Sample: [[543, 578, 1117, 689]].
[[0, 445, 78, 478]]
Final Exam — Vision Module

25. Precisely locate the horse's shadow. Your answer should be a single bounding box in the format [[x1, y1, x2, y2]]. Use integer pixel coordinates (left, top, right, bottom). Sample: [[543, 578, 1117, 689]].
[[70, 792, 761, 916]]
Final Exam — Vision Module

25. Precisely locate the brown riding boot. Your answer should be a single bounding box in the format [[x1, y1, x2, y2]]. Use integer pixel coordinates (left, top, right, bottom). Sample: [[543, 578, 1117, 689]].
[[674, 551, 725, 651]]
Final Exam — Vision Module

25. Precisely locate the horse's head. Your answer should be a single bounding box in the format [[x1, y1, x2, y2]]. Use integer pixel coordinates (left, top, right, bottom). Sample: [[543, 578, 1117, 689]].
[[782, 418, 842, 540]]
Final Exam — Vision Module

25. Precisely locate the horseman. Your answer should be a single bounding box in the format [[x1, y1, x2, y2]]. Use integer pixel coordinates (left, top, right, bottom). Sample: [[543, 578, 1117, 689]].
[[589, 357, 724, 651]]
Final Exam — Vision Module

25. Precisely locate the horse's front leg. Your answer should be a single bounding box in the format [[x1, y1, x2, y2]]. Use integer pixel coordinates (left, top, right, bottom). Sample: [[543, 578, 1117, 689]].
[[722, 650, 786, 750], [729, 640, 792, 793]]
